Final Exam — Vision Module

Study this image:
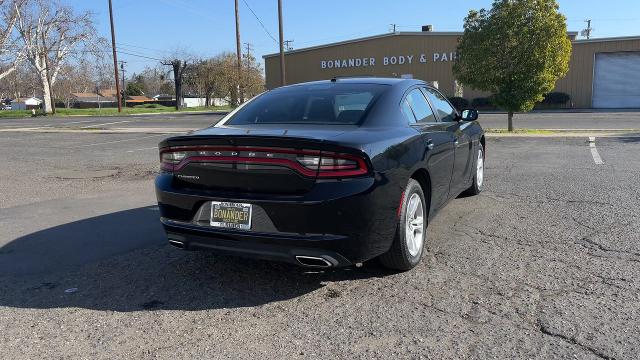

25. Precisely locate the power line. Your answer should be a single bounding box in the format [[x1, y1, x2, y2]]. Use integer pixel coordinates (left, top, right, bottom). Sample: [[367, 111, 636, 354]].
[[241, 0, 278, 44], [117, 50, 163, 62], [116, 42, 173, 54]]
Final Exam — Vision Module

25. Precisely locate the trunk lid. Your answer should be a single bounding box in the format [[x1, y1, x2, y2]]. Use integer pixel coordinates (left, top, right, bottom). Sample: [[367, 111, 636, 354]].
[[160, 125, 362, 194]]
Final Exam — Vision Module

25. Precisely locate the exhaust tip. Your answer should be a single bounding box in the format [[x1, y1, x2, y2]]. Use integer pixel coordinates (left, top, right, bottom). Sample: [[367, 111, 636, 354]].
[[168, 239, 186, 249], [295, 255, 333, 268]]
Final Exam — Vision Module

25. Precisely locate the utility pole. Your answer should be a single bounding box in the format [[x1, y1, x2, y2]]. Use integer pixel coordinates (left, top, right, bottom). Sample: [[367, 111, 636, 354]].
[[235, 0, 242, 105], [582, 19, 593, 39], [244, 42, 253, 69], [278, 0, 285, 86], [390, 23, 397, 33], [284, 40, 294, 51], [108, 0, 122, 112], [120, 61, 126, 108]]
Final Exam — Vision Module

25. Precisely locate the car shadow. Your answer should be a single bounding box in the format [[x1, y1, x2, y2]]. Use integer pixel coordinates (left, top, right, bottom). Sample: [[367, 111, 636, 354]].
[[0, 206, 396, 312], [611, 133, 640, 143]]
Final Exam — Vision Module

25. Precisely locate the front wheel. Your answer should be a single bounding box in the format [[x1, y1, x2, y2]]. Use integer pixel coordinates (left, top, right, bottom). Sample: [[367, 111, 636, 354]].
[[464, 143, 484, 196], [379, 179, 427, 271]]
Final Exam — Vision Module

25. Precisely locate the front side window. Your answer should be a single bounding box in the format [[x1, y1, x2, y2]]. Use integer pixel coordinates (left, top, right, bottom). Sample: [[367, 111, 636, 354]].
[[405, 88, 436, 123], [423, 87, 457, 122], [225, 83, 389, 125]]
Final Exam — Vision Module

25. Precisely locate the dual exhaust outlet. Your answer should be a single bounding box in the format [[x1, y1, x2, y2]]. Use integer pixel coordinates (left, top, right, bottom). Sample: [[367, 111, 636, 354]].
[[295, 255, 334, 268], [169, 240, 334, 268]]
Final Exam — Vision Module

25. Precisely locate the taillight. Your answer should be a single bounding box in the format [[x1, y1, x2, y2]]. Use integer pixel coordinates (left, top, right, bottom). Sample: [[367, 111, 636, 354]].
[[159, 146, 369, 178], [298, 152, 368, 178], [160, 151, 187, 171]]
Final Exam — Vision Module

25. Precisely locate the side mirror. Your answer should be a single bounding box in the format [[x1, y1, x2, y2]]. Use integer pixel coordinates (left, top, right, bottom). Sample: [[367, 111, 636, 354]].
[[460, 109, 478, 121]]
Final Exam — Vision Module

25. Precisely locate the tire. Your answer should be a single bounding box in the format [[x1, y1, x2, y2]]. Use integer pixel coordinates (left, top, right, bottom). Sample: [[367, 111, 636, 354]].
[[464, 143, 484, 196], [379, 179, 427, 271]]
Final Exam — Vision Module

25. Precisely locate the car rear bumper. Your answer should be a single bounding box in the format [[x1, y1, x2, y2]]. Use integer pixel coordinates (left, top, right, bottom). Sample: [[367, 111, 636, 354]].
[[161, 218, 354, 267], [155, 173, 402, 266]]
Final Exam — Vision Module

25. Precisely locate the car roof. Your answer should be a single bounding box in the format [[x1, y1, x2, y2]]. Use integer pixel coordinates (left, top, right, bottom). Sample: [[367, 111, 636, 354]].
[[275, 77, 427, 90]]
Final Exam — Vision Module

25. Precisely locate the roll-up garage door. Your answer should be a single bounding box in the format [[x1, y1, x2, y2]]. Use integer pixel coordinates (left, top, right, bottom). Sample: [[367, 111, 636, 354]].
[[592, 52, 640, 108]]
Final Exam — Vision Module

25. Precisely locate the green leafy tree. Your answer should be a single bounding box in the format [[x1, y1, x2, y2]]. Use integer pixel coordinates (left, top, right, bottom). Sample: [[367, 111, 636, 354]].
[[125, 81, 144, 97], [453, 0, 572, 131]]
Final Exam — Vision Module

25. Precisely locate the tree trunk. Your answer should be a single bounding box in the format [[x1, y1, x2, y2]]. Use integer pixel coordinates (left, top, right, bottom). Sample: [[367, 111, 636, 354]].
[[175, 80, 182, 110], [40, 74, 53, 114], [205, 93, 211, 107], [507, 111, 514, 132]]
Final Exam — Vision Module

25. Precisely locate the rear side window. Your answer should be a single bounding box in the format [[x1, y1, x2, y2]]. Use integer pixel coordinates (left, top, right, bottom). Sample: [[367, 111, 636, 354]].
[[401, 99, 416, 123], [423, 87, 457, 122], [405, 88, 437, 123], [226, 83, 389, 125]]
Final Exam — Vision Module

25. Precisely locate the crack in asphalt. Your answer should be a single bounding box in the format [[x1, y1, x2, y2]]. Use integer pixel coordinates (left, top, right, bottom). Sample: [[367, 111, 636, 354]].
[[536, 319, 615, 360], [575, 237, 640, 262]]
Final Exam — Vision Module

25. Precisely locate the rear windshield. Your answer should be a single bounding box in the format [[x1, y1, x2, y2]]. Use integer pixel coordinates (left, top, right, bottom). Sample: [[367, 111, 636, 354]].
[[226, 83, 389, 125]]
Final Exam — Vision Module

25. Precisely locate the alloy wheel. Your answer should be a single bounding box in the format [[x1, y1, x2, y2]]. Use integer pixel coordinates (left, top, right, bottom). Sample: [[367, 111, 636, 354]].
[[405, 193, 424, 257]]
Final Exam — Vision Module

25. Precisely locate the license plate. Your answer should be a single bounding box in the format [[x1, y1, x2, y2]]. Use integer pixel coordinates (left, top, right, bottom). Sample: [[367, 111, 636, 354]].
[[210, 201, 252, 230]]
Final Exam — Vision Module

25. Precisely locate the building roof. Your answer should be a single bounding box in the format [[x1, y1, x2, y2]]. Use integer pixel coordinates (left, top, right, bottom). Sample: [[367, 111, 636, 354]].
[[262, 30, 581, 58], [126, 95, 154, 102], [13, 97, 42, 103], [573, 35, 640, 44], [99, 89, 118, 97], [72, 92, 101, 98], [72, 93, 116, 102]]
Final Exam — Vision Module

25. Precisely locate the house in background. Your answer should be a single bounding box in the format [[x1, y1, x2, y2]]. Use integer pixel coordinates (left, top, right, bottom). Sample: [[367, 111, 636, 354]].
[[126, 95, 154, 105], [71, 93, 117, 108], [152, 94, 175, 101], [182, 95, 230, 107], [99, 89, 119, 98], [11, 97, 42, 110]]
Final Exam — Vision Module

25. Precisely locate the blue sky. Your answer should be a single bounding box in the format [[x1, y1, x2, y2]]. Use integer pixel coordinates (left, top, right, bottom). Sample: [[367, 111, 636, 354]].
[[66, 0, 640, 74]]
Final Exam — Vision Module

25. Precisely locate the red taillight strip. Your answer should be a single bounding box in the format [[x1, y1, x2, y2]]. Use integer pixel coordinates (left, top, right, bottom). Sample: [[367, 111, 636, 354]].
[[168, 156, 318, 177], [160, 146, 369, 178]]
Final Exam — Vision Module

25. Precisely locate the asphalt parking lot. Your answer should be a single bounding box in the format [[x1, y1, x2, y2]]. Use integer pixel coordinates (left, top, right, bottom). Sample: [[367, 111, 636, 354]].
[[2, 109, 640, 132], [1, 114, 639, 359]]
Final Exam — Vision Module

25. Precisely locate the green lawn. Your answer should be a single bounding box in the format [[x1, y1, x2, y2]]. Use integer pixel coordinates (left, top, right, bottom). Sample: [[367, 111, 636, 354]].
[[0, 110, 32, 119], [0, 105, 231, 119]]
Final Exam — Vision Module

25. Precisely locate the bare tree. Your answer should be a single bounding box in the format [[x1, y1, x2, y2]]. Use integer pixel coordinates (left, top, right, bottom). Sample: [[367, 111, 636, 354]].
[[137, 65, 173, 96], [162, 58, 189, 110], [241, 50, 265, 99], [13, 0, 98, 113], [54, 60, 94, 108], [190, 58, 220, 107], [0, 0, 24, 81], [0, 61, 38, 99]]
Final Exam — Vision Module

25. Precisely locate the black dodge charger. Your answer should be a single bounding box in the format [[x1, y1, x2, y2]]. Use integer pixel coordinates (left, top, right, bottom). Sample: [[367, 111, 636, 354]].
[[155, 78, 484, 271]]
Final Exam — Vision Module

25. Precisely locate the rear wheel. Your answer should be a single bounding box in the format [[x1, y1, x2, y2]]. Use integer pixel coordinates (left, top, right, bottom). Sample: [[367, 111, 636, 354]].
[[464, 143, 484, 196], [379, 179, 427, 271]]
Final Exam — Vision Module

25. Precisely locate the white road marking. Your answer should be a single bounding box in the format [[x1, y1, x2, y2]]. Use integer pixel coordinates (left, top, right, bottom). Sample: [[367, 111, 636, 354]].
[[0, 119, 97, 129], [71, 134, 167, 148], [126, 147, 158, 153], [45, 119, 97, 126], [79, 120, 133, 128], [588, 136, 604, 165]]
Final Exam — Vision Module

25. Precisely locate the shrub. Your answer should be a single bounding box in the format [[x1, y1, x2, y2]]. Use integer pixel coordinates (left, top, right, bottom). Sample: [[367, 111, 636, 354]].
[[471, 97, 493, 108], [542, 92, 570, 105], [447, 97, 470, 110], [134, 103, 164, 109]]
